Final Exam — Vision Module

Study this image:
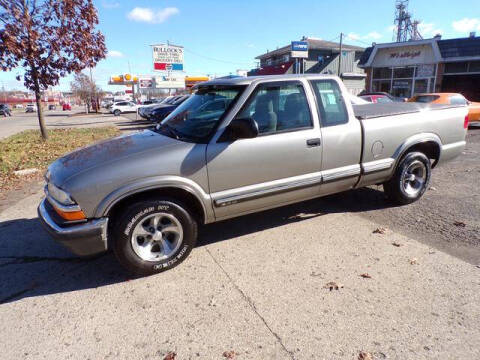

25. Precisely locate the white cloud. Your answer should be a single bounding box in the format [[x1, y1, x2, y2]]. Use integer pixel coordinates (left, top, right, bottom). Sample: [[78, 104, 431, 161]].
[[418, 22, 443, 37], [347, 31, 383, 43], [107, 50, 124, 58], [452, 18, 480, 33], [102, 1, 120, 9], [245, 43, 255, 48], [127, 7, 179, 24], [366, 31, 383, 40]]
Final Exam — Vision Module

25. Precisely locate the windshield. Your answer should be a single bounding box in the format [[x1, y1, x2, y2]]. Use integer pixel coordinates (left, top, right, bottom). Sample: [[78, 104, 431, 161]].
[[157, 85, 246, 142], [413, 95, 440, 103]]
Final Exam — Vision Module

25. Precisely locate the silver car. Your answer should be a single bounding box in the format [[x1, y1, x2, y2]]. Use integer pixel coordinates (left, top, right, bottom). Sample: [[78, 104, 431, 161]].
[[38, 74, 468, 275]]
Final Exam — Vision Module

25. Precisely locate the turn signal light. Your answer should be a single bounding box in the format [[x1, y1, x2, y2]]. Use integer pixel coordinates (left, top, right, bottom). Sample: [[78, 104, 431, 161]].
[[53, 207, 86, 221], [464, 115, 469, 129]]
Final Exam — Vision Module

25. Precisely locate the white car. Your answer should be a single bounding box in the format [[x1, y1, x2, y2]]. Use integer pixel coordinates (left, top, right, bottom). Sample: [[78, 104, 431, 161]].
[[25, 103, 37, 112], [110, 101, 139, 116]]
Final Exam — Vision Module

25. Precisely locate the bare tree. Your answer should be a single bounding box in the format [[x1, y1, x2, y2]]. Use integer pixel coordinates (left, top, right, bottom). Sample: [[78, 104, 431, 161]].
[[71, 72, 102, 113], [0, 0, 106, 139]]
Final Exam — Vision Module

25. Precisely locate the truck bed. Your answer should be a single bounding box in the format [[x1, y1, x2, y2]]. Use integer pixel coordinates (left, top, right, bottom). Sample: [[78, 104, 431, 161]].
[[353, 103, 460, 120]]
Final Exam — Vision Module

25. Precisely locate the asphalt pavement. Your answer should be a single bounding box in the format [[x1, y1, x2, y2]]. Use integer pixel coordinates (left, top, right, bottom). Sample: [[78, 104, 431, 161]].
[[1, 128, 480, 358], [0, 108, 149, 139]]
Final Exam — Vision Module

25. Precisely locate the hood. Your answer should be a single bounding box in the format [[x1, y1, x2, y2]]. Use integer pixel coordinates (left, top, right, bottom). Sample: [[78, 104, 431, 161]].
[[48, 130, 179, 186]]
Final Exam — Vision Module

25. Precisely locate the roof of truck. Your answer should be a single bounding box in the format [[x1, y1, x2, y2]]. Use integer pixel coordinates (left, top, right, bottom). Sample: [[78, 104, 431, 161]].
[[196, 74, 338, 87]]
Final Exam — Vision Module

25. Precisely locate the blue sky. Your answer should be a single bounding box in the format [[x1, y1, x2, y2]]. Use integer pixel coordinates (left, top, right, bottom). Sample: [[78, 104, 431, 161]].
[[2, 0, 480, 92]]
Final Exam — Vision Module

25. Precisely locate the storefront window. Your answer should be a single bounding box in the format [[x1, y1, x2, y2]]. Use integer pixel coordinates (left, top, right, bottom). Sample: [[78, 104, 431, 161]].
[[373, 67, 392, 79], [393, 67, 414, 78], [372, 80, 391, 92], [469, 61, 480, 72], [392, 79, 412, 98], [445, 62, 468, 73]]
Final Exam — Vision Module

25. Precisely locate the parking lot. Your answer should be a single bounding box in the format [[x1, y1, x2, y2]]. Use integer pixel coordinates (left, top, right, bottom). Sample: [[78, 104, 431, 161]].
[[0, 115, 479, 358], [0, 108, 149, 140]]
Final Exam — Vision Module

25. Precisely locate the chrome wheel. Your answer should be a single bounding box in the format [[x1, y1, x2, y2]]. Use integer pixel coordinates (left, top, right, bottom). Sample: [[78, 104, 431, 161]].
[[402, 160, 427, 196], [131, 213, 183, 262]]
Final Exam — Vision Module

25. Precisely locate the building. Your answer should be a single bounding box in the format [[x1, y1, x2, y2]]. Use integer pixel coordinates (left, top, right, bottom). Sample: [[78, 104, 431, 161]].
[[359, 34, 480, 101], [248, 37, 366, 94]]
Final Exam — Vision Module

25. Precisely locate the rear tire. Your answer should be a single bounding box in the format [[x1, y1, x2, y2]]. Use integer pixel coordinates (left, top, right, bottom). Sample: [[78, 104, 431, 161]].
[[383, 151, 431, 205], [112, 198, 198, 276]]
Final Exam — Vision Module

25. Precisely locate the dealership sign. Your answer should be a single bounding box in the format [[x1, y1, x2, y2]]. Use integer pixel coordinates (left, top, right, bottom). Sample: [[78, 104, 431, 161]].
[[139, 78, 154, 89], [371, 44, 436, 67], [291, 41, 308, 58], [154, 75, 185, 89], [152, 44, 184, 71]]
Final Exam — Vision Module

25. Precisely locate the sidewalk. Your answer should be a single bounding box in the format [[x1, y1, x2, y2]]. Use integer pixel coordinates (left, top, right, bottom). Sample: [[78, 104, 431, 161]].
[[0, 190, 479, 359]]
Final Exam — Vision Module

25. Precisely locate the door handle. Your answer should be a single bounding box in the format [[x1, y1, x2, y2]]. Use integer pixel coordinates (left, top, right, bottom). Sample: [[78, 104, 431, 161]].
[[306, 138, 321, 147]]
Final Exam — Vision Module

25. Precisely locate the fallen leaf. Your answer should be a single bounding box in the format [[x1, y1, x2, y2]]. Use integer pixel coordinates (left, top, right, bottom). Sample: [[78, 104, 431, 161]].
[[392, 242, 402, 247], [163, 352, 176, 360], [429, 186, 437, 191], [360, 273, 372, 279], [453, 221, 466, 227], [358, 351, 373, 360], [223, 350, 237, 359], [324, 281, 344, 291], [373, 227, 387, 234], [410, 258, 418, 265], [208, 298, 217, 307]]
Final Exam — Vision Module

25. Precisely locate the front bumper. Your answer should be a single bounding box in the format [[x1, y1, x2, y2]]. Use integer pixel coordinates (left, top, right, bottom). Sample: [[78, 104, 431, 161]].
[[37, 198, 109, 256]]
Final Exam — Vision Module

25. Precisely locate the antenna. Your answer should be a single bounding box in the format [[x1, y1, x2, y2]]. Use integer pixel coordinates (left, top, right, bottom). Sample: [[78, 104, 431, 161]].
[[393, 0, 423, 42]]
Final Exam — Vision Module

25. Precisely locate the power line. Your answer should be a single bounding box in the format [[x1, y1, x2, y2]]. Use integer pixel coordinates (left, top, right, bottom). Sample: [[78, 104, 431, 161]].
[[183, 47, 256, 66]]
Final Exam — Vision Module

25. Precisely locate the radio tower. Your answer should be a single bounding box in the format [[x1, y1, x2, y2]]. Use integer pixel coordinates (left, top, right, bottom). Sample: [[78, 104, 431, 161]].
[[393, 0, 423, 42]]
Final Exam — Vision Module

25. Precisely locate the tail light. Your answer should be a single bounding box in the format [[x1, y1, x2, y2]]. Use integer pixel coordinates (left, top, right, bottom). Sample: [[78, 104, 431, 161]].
[[464, 115, 469, 129]]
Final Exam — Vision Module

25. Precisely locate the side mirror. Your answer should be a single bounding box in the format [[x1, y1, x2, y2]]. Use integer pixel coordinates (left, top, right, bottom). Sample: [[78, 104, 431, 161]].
[[223, 117, 259, 141]]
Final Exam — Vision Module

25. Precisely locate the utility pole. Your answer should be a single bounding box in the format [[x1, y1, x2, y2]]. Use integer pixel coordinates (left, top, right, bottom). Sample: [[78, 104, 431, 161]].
[[337, 33, 343, 78]]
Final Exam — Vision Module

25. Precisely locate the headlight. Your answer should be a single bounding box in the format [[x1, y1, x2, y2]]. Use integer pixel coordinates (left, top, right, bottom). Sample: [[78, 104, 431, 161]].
[[47, 183, 75, 205]]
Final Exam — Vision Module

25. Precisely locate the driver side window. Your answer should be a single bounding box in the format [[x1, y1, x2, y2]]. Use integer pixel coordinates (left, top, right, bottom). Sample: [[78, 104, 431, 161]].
[[236, 82, 312, 135]]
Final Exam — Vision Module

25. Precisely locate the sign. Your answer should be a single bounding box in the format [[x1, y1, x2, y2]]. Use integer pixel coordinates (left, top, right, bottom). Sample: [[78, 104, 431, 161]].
[[416, 64, 435, 77], [139, 78, 154, 89], [152, 44, 184, 71], [371, 44, 436, 67], [154, 75, 185, 89], [291, 41, 308, 58]]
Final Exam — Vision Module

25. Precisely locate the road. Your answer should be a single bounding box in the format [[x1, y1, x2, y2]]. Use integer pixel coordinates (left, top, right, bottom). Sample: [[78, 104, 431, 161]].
[[0, 109, 151, 139], [1, 184, 479, 359]]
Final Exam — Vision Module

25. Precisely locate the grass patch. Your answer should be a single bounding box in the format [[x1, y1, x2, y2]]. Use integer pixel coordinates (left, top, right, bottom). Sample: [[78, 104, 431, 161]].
[[0, 127, 120, 191]]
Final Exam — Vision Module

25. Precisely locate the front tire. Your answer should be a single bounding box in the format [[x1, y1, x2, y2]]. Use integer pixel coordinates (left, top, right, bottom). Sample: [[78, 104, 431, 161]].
[[383, 151, 431, 205], [112, 199, 198, 276], [113, 109, 121, 116]]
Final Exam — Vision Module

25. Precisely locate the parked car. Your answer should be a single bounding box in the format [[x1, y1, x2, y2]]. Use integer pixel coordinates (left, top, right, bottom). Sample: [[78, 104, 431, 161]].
[[62, 103, 72, 111], [359, 91, 406, 102], [14, 104, 24, 109], [38, 74, 468, 275], [0, 104, 12, 117], [48, 104, 57, 110], [408, 93, 480, 123], [359, 94, 394, 104], [25, 103, 37, 113], [138, 96, 185, 120], [110, 101, 139, 116], [149, 95, 190, 122]]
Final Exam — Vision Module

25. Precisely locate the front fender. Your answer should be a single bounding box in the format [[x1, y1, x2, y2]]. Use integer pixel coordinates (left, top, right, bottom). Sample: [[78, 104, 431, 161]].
[[94, 176, 214, 223]]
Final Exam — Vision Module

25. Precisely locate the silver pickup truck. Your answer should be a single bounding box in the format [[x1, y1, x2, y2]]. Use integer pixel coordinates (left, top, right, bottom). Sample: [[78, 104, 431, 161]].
[[38, 75, 468, 275]]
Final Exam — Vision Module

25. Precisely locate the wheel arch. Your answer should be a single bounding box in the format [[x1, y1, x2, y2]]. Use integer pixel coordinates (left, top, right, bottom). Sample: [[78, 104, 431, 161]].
[[96, 177, 214, 224], [393, 133, 442, 169], [105, 186, 208, 226]]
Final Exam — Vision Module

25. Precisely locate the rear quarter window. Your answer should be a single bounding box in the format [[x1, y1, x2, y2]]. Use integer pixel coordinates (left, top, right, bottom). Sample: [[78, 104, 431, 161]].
[[310, 80, 349, 127]]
